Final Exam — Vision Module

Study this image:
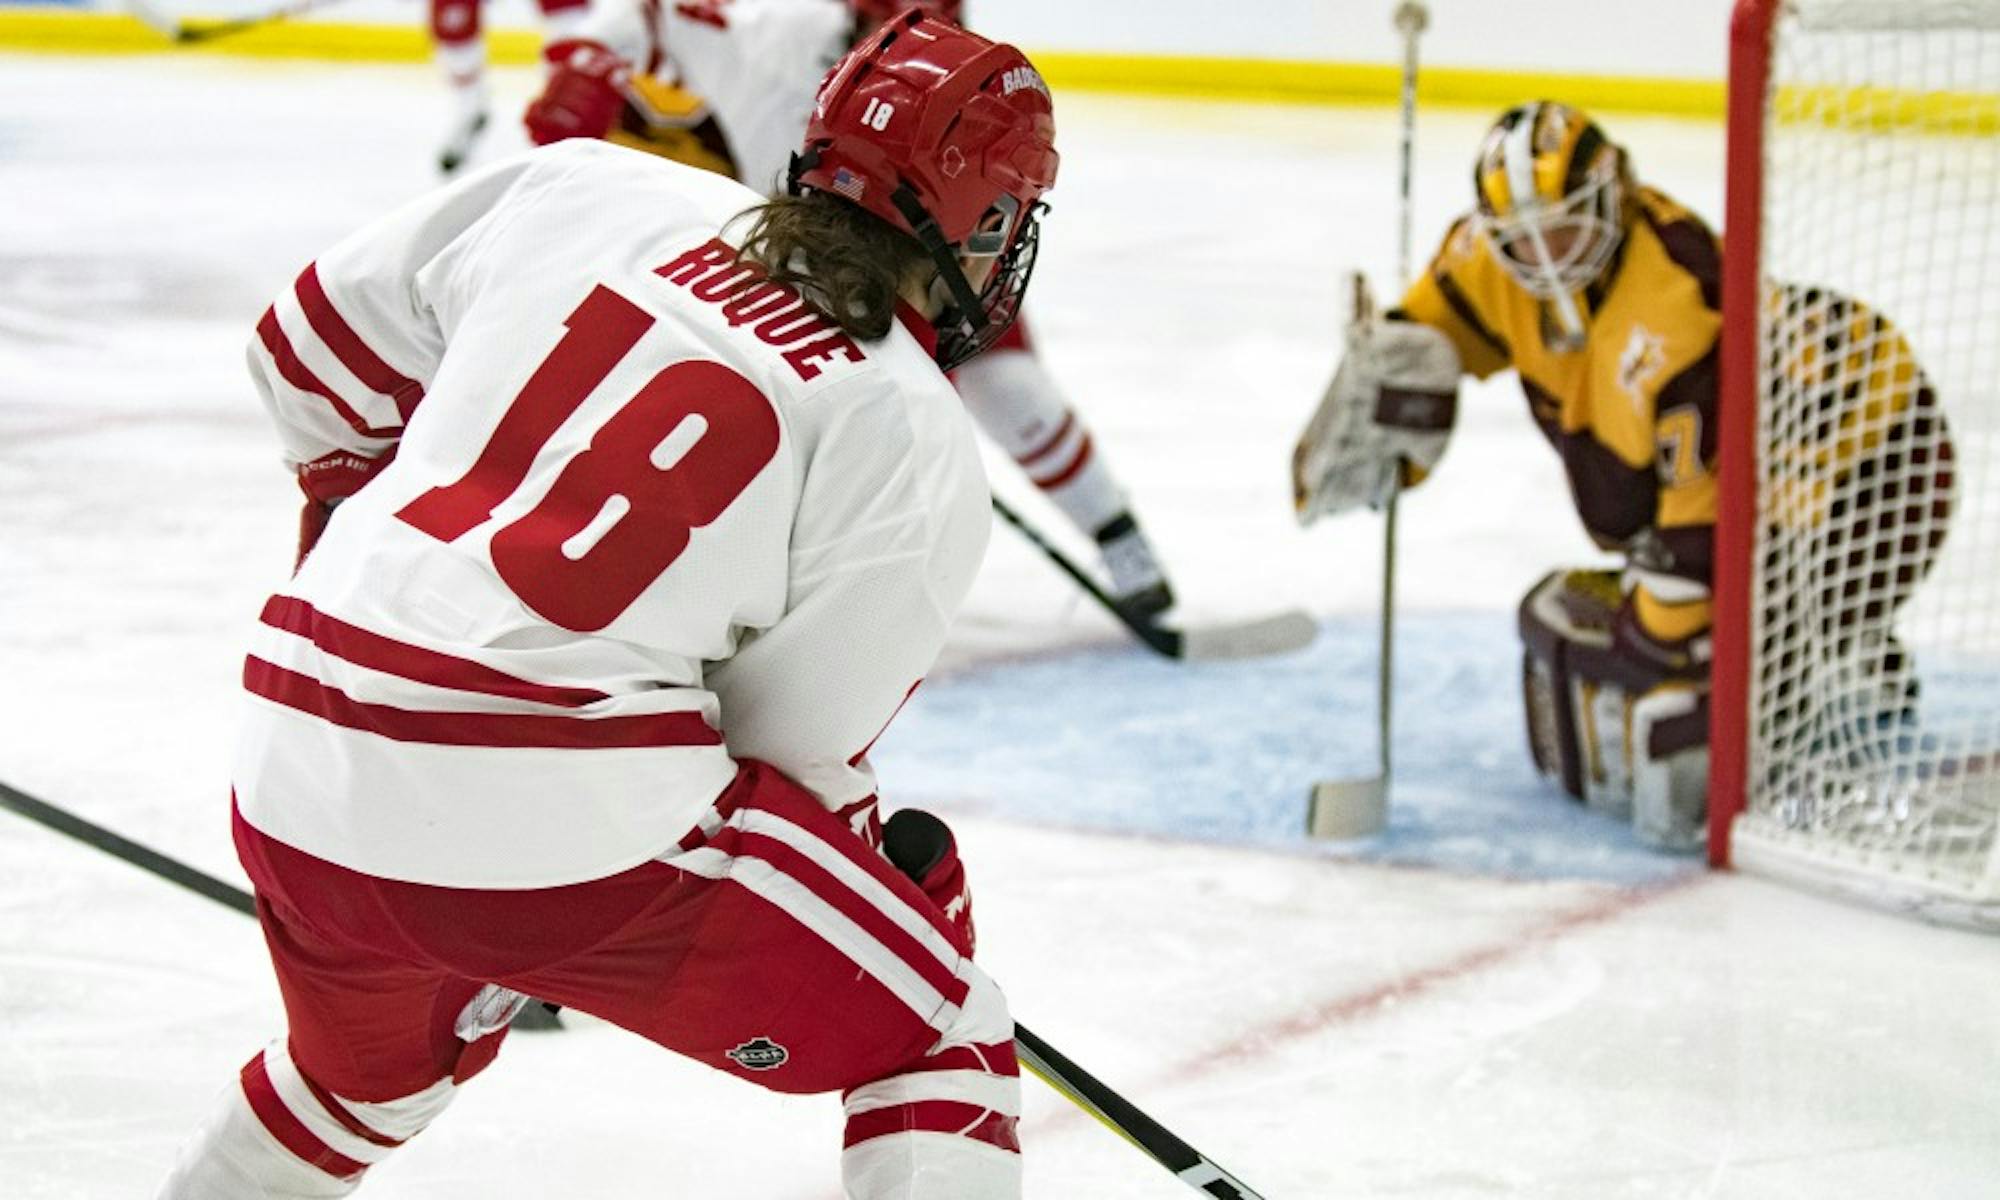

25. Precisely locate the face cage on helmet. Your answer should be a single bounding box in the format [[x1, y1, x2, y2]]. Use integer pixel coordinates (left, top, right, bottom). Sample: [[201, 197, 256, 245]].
[[1474, 165, 1624, 301], [935, 199, 1044, 373]]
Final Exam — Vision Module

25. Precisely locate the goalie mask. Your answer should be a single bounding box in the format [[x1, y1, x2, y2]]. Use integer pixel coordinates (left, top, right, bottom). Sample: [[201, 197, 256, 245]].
[[791, 10, 1057, 371], [1471, 102, 1630, 338]]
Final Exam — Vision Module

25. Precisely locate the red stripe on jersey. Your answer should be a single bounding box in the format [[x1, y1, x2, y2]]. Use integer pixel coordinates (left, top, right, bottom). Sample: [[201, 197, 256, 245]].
[[734, 828, 970, 1010], [296, 266, 426, 421], [239, 1052, 369, 1181], [244, 657, 722, 750], [843, 1100, 1021, 1154], [1030, 433, 1094, 491], [255, 308, 400, 439], [261, 596, 609, 708], [296, 1071, 406, 1150], [899, 1040, 1020, 1078], [1014, 412, 1075, 470]]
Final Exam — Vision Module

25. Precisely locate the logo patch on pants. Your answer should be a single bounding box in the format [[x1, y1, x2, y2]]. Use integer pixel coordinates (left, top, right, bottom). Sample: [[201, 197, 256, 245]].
[[726, 1036, 789, 1071]]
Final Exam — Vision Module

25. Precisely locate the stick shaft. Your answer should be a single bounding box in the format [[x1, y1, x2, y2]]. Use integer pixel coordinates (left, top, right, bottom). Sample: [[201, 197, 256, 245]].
[[0, 779, 255, 915], [1395, 3, 1425, 289], [137, 0, 353, 44], [3, 782, 1257, 1191], [989, 494, 1181, 657], [1014, 1023, 1266, 1199], [1378, 1, 1427, 781]]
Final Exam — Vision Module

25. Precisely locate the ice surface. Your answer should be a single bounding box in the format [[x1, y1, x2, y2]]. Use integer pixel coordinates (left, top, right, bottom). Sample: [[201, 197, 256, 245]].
[[3, 49, 1997, 1200]]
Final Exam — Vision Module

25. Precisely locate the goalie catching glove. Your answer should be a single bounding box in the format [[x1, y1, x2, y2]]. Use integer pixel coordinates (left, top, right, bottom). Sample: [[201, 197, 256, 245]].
[[1292, 314, 1461, 524], [1518, 569, 1710, 852]]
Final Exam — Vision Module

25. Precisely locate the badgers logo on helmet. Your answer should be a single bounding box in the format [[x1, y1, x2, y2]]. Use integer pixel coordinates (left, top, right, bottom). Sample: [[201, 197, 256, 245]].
[[1001, 65, 1048, 99]]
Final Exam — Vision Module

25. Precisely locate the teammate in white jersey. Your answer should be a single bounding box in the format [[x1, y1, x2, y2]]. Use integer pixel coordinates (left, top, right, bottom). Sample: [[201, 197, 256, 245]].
[[523, 0, 1179, 623], [155, 15, 1054, 1199], [427, 0, 592, 175]]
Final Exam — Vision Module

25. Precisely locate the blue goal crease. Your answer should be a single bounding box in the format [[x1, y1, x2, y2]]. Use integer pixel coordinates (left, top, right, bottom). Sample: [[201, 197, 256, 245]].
[[873, 611, 1701, 887]]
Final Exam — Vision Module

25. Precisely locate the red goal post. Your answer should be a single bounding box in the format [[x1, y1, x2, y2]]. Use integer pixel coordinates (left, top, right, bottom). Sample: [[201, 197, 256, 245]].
[[1711, 0, 2000, 929]]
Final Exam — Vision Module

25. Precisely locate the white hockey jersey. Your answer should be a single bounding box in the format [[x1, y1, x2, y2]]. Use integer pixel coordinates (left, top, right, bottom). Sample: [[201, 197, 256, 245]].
[[236, 139, 990, 888], [591, 0, 850, 196]]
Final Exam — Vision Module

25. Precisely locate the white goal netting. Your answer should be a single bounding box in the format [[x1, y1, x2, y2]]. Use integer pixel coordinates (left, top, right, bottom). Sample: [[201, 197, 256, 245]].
[[1734, 0, 2000, 928]]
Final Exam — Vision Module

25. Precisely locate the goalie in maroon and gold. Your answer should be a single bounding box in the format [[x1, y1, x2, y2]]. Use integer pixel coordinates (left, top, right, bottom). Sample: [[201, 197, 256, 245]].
[[1291, 100, 1953, 850]]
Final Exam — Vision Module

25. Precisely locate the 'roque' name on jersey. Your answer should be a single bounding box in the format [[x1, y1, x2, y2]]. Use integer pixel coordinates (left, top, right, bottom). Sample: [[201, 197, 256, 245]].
[[656, 239, 867, 383]]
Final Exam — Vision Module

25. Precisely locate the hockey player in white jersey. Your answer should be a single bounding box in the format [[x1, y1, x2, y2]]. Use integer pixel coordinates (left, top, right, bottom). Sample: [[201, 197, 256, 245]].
[[427, 0, 592, 174], [155, 13, 1054, 1199], [523, 0, 1179, 623]]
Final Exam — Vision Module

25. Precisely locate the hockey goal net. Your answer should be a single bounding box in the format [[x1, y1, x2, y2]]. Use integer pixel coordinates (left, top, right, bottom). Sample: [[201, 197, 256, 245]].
[[1712, 0, 2000, 929]]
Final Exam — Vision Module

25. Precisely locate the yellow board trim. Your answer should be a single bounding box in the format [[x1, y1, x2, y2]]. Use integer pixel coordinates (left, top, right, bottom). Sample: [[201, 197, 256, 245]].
[[0, 10, 539, 62], [1032, 51, 1728, 117], [8, 10, 1989, 128], [0, 11, 1728, 115]]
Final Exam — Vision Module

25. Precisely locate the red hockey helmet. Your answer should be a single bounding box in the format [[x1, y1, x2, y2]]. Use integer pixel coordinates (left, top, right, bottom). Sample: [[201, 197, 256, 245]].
[[792, 11, 1057, 369], [848, 0, 965, 28]]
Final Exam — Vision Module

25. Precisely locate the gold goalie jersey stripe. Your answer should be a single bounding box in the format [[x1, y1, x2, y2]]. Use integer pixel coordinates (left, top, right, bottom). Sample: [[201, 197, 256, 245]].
[[1399, 186, 1723, 583], [608, 75, 740, 181]]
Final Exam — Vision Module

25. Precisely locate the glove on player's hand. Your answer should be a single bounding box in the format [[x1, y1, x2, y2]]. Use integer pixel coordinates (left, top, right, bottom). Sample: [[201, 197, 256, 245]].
[[525, 40, 633, 145], [295, 447, 394, 568], [882, 808, 976, 957]]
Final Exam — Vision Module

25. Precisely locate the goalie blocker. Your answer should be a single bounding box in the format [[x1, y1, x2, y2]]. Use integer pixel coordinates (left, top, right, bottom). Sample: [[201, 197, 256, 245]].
[[1518, 569, 1709, 851]]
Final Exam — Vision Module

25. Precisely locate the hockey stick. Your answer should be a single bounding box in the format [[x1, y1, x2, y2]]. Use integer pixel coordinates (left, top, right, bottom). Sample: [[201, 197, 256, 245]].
[[991, 495, 1316, 662], [8, 777, 1266, 1192], [0, 777, 257, 916], [1015, 1025, 1266, 1198], [1306, 0, 1427, 841], [882, 810, 1269, 1199], [1014, 1026, 1267, 1198], [0, 776, 562, 1029], [125, 0, 352, 45]]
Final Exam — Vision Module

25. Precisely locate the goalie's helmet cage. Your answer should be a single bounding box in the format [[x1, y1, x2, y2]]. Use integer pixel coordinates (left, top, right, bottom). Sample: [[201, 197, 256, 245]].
[[792, 11, 1058, 370], [1470, 101, 1629, 301]]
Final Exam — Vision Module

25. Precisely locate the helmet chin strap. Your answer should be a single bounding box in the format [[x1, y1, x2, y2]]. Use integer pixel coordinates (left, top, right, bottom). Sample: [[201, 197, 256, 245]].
[[890, 184, 989, 339]]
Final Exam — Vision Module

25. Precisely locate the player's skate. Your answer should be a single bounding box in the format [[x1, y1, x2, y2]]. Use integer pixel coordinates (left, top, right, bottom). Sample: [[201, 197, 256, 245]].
[[1094, 512, 1175, 624], [438, 106, 490, 175]]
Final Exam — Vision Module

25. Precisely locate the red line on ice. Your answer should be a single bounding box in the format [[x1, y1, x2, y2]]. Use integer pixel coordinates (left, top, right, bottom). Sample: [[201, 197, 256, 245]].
[[1163, 871, 1709, 1085]]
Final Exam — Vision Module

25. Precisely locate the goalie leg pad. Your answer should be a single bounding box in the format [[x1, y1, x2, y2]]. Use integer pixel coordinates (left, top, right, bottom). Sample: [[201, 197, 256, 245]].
[[1519, 570, 1620, 809], [1519, 570, 1710, 841], [1630, 686, 1710, 852], [1520, 642, 1635, 817]]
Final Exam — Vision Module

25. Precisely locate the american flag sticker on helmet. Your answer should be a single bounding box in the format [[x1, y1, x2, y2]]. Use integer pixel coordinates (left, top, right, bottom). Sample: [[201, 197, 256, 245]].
[[830, 167, 867, 202]]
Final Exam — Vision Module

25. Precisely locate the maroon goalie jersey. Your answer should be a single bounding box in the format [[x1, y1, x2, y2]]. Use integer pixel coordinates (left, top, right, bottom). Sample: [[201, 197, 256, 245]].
[[235, 140, 990, 888]]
